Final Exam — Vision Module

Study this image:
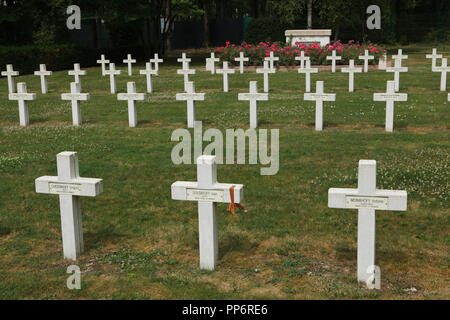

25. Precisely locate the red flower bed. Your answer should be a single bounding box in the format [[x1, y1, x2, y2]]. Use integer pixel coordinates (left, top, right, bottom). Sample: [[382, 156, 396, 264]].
[[215, 40, 386, 67]]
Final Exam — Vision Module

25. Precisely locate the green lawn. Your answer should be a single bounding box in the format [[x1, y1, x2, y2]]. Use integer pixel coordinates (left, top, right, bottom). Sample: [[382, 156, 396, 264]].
[[0, 43, 448, 299]]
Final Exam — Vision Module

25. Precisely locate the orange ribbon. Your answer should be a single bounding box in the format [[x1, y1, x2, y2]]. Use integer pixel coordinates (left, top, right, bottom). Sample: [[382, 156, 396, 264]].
[[227, 185, 245, 215]]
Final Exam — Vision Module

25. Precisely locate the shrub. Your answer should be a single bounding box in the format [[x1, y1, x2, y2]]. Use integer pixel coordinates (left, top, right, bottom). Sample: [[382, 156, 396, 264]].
[[244, 17, 289, 44], [0, 44, 98, 75]]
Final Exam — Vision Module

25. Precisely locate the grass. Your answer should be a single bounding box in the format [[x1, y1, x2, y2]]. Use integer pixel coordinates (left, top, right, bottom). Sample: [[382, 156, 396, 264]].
[[0, 43, 448, 299]]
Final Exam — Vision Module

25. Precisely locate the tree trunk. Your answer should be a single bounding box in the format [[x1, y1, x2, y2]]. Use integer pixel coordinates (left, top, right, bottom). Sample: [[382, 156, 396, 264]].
[[334, 23, 340, 42], [202, 0, 210, 47], [307, 0, 312, 29]]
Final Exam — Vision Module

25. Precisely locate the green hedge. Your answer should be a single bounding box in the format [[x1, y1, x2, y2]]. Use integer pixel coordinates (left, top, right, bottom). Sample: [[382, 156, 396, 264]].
[[244, 17, 289, 44], [0, 44, 99, 75], [0, 44, 158, 75]]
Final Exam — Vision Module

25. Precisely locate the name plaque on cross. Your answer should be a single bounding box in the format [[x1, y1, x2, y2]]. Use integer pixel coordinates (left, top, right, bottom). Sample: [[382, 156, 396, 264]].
[[49, 182, 82, 195], [346, 196, 389, 210], [186, 189, 225, 202]]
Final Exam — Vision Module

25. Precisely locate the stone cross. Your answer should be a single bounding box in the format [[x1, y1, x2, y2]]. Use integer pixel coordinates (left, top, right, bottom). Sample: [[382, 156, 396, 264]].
[[150, 53, 163, 74], [61, 82, 90, 126], [8, 82, 36, 126], [359, 49, 374, 73], [295, 51, 310, 69], [139, 62, 158, 93], [373, 80, 407, 132], [35, 151, 103, 261], [432, 58, 450, 91], [326, 50, 341, 73], [341, 59, 362, 92], [426, 48, 442, 70], [34, 64, 52, 94], [177, 66, 196, 91], [117, 82, 146, 127], [238, 81, 268, 128], [176, 81, 205, 128], [171, 155, 244, 270], [328, 160, 407, 285], [177, 53, 191, 70], [304, 81, 336, 131], [234, 52, 248, 74], [392, 49, 408, 66], [265, 51, 279, 72], [104, 63, 121, 94], [206, 52, 220, 74], [298, 60, 318, 92], [68, 63, 86, 84], [386, 58, 408, 92], [96, 54, 110, 76], [123, 54, 136, 76], [256, 60, 274, 93], [216, 62, 235, 92], [2, 64, 19, 93], [378, 53, 387, 70]]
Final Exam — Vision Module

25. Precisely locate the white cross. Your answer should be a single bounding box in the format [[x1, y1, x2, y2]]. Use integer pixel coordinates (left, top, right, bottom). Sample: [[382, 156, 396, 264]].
[[34, 64, 52, 94], [177, 66, 196, 91], [432, 58, 450, 91], [341, 59, 362, 92], [304, 81, 336, 131], [68, 63, 86, 84], [176, 81, 205, 128], [1, 64, 19, 93], [328, 160, 407, 285], [150, 53, 163, 74], [123, 54, 136, 76], [265, 51, 279, 72], [8, 82, 36, 126], [35, 151, 103, 261], [177, 53, 191, 70], [234, 52, 248, 74], [426, 48, 442, 70], [256, 60, 274, 93], [386, 58, 408, 92], [139, 62, 157, 93], [96, 54, 110, 76], [392, 49, 408, 66], [206, 52, 220, 74], [298, 60, 318, 92], [326, 50, 341, 73], [373, 80, 407, 132], [117, 82, 146, 127], [238, 81, 268, 128], [359, 49, 374, 73], [171, 155, 244, 270], [295, 51, 310, 69], [61, 82, 90, 126], [216, 61, 235, 92], [104, 63, 121, 94]]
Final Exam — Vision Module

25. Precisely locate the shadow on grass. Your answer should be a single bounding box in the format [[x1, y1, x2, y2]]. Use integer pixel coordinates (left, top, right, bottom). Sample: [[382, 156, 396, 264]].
[[218, 232, 258, 259], [0, 226, 12, 236], [334, 241, 356, 261], [84, 227, 128, 250]]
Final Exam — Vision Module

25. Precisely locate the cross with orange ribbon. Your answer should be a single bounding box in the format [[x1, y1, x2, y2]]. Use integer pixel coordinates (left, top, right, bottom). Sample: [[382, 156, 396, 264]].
[[171, 155, 245, 270]]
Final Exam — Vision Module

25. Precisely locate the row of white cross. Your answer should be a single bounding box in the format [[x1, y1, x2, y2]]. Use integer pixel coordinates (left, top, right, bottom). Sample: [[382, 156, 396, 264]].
[[8, 75, 411, 132], [8, 76, 447, 133], [35, 151, 407, 287], [97, 53, 163, 76], [3, 48, 448, 96]]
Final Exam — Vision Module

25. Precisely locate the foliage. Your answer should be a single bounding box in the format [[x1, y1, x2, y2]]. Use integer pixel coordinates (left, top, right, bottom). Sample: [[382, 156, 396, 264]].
[[244, 17, 289, 44], [0, 44, 98, 74], [215, 40, 385, 67]]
